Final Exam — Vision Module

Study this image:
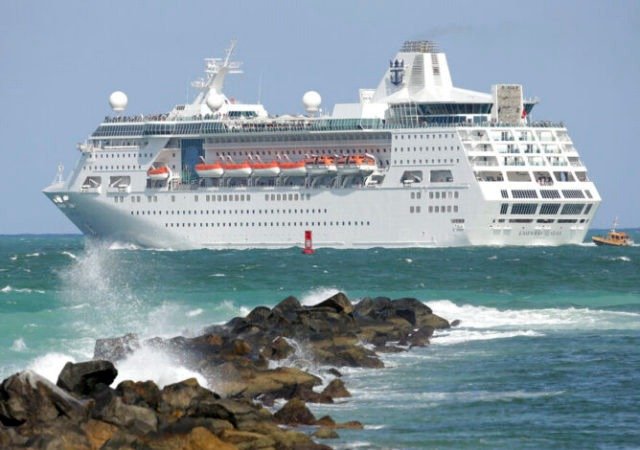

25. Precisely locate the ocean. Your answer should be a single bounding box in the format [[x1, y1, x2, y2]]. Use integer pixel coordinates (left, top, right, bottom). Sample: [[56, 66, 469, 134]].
[[1, 233, 639, 449]]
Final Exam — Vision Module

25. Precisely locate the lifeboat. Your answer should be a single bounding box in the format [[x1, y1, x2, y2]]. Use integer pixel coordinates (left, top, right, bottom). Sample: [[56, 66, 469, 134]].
[[278, 160, 307, 176], [305, 155, 337, 175], [250, 161, 281, 177], [222, 161, 252, 177], [336, 154, 377, 175], [195, 162, 224, 178], [147, 165, 170, 181]]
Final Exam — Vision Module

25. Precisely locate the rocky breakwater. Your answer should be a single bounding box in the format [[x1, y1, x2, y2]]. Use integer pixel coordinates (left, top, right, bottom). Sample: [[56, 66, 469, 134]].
[[0, 293, 453, 449]]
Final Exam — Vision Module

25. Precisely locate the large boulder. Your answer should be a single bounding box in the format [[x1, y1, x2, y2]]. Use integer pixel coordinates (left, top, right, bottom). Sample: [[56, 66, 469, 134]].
[[56, 360, 118, 397], [274, 398, 316, 425], [321, 379, 351, 398], [98, 396, 158, 435], [0, 370, 90, 427]]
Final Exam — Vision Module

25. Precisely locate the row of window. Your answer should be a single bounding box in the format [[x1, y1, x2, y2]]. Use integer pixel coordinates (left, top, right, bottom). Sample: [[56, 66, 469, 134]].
[[163, 220, 372, 228], [494, 218, 587, 224], [500, 203, 593, 216], [409, 204, 461, 214], [394, 158, 459, 165], [213, 148, 388, 157], [395, 133, 456, 140], [396, 146, 460, 152], [502, 189, 592, 200], [131, 207, 330, 216]]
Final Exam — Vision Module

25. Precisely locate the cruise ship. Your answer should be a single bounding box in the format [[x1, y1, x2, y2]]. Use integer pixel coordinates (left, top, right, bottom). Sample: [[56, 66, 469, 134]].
[[44, 41, 601, 248]]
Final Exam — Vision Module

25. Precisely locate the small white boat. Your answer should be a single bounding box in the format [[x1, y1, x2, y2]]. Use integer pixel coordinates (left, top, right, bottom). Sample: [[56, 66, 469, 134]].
[[336, 155, 377, 175]]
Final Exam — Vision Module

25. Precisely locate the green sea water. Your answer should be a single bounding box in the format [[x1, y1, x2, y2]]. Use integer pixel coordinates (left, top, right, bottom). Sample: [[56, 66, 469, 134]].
[[1, 233, 639, 449]]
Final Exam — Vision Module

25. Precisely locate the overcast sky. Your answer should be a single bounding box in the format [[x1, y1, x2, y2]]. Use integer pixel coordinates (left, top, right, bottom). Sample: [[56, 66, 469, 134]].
[[1, 0, 638, 233]]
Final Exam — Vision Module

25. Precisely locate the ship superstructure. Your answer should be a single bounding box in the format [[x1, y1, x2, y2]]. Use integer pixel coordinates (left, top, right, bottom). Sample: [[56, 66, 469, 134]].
[[44, 41, 600, 248]]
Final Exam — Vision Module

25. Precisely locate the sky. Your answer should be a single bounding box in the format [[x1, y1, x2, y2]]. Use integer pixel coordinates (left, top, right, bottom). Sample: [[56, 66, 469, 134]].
[[0, 0, 638, 233]]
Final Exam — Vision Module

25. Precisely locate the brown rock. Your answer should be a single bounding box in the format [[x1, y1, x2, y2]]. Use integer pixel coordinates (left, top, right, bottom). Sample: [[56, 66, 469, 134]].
[[260, 336, 295, 361], [159, 378, 220, 415], [141, 426, 238, 450], [99, 396, 158, 434], [313, 427, 339, 439], [232, 339, 252, 356], [85, 419, 119, 449], [116, 379, 161, 409], [220, 429, 276, 448], [274, 398, 316, 425], [321, 379, 351, 398]]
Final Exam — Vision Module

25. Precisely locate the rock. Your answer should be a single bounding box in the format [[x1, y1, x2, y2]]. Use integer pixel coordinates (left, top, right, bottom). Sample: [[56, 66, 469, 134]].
[[99, 396, 158, 435], [337, 420, 364, 429], [235, 367, 321, 400], [405, 326, 434, 347], [315, 344, 383, 368], [188, 398, 262, 428], [311, 291, 354, 315], [231, 339, 252, 356], [392, 297, 433, 315], [159, 416, 234, 436], [56, 360, 118, 397], [326, 368, 342, 378], [85, 418, 119, 449], [451, 319, 461, 327], [94, 333, 139, 361], [0, 370, 90, 426], [245, 306, 272, 326], [141, 426, 238, 450], [260, 336, 295, 361], [321, 379, 351, 398], [292, 384, 333, 404], [159, 378, 220, 415], [313, 427, 339, 439], [116, 380, 161, 409], [274, 398, 316, 425], [220, 429, 276, 448], [272, 296, 302, 319], [314, 415, 336, 427]]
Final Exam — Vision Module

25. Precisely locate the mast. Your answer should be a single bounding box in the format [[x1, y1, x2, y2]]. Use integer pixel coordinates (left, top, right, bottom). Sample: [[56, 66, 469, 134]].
[[191, 40, 243, 105]]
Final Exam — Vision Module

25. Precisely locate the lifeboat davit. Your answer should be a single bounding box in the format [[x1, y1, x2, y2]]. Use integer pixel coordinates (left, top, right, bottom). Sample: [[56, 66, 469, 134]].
[[336, 155, 377, 175], [278, 160, 307, 176], [195, 162, 224, 178], [147, 165, 170, 181], [250, 161, 281, 177], [223, 161, 252, 177], [305, 155, 337, 175]]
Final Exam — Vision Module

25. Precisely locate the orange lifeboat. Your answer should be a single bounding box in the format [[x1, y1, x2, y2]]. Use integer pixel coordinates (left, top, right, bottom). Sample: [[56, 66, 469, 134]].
[[195, 162, 224, 178], [222, 161, 252, 177], [336, 154, 377, 175], [147, 165, 170, 181], [250, 161, 281, 177], [278, 160, 307, 176], [305, 155, 337, 175]]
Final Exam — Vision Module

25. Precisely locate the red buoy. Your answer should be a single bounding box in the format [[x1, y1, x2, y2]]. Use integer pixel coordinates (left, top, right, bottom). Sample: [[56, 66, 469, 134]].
[[302, 230, 314, 254]]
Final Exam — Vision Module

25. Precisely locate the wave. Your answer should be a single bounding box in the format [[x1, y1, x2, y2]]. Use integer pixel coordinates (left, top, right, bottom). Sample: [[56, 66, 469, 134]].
[[113, 345, 209, 389], [28, 353, 76, 383], [61, 251, 77, 260], [299, 286, 343, 306], [426, 299, 640, 332], [11, 338, 27, 352], [433, 329, 543, 345], [1, 285, 45, 294]]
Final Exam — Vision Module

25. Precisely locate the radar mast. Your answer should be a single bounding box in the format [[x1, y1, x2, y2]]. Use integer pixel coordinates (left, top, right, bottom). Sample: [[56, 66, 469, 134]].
[[192, 40, 243, 105]]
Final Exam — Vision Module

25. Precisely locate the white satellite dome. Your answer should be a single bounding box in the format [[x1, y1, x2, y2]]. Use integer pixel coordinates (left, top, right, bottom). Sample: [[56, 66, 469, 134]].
[[206, 90, 225, 111], [109, 91, 128, 112], [302, 90, 321, 113]]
